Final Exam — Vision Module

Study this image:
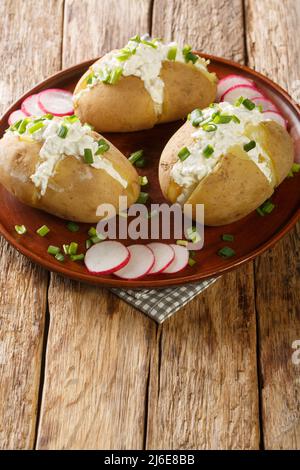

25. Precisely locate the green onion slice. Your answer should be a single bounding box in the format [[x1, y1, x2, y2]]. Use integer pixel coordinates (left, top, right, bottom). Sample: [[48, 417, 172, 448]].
[[188, 257, 196, 267], [234, 96, 244, 107], [178, 146, 191, 161], [55, 252, 65, 262], [243, 140, 256, 152], [64, 115, 79, 124], [14, 224, 27, 235], [28, 121, 44, 134], [213, 114, 232, 124], [135, 157, 146, 168], [68, 242, 78, 255], [242, 98, 256, 110], [222, 234, 234, 242], [47, 245, 60, 255], [88, 227, 97, 237], [203, 145, 214, 158], [36, 225, 50, 237], [67, 221, 80, 232], [128, 149, 144, 165], [63, 244, 70, 254], [18, 118, 30, 134], [202, 122, 217, 132], [57, 124, 68, 139], [139, 176, 148, 186], [109, 67, 123, 85], [95, 139, 110, 155], [190, 108, 203, 127], [218, 246, 236, 258], [259, 200, 275, 215], [176, 240, 188, 247], [83, 148, 94, 164], [167, 46, 177, 61], [70, 254, 84, 261], [85, 239, 93, 250], [136, 192, 149, 204], [291, 163, 300, 173]]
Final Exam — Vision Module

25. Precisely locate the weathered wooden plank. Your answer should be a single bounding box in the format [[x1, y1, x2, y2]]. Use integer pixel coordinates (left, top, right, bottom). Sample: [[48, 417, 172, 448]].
[[246, 0, 300, 450], [0, 0, 64, 449], [36, 0, 156, 450], [146, 0, 260, 450]]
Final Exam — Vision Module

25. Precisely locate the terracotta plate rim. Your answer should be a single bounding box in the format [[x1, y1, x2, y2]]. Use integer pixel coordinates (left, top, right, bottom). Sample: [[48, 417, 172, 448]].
[[0, 53, 299, 289]]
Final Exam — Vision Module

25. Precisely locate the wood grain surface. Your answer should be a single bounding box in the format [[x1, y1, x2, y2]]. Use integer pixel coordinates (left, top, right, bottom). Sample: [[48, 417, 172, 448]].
[[0, 0, 299, 450]]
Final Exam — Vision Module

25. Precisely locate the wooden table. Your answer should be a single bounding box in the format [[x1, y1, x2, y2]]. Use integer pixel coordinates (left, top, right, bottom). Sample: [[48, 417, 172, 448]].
[[0, 0, 299, 450]]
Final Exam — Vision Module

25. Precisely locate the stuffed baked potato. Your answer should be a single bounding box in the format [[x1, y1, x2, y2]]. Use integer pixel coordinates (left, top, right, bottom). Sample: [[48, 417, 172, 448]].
[[0, 115, 140, 222], [159, 101, 294, 225], [73, 36, 217, 132]]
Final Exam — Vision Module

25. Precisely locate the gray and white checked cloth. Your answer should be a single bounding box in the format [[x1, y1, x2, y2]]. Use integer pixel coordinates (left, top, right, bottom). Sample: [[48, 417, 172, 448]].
[[110, 277, 218, 323]]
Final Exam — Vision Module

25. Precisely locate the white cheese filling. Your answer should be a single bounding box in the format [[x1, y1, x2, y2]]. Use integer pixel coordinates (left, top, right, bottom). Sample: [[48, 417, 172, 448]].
[[8, 117, 127, 196], [171, 102, 274, 202], [73, 36, 212, 115]]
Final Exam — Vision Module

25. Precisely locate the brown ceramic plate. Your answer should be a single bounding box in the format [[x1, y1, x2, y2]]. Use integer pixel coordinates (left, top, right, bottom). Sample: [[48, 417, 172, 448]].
[[0, 54, 299, 288]]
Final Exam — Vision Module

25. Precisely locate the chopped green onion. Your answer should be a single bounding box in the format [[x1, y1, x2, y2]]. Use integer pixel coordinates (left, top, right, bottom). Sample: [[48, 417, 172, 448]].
[[64, 115, 79, 124], [178, 146, 191, 161], [186, 226, 201, 243], [135, 157, 146, 168], [218, 246, 236, 258], [190, 108, 204, 127], [109, 67, 123, 84], [14, 224, 27, 235], [47, 245, 60, 255], [57, 124, 68, 139], [36, 225, 50, 237], [234, 96, 244, 107], [231, 115, 241, 123], [95, 138, 110, 155], [91, 234, 103, 244], [117, 48, 132, 61], [70, 254, 84, 261], [243, 140, 256, 152], [11, 119, 23, 131], [167, 46, 177, 61], [291, 163, 300, 173], [202, 122, 217, 132], [43, 113, 54, 120], [188, 257, 196, 267], [83, 148, 94, 164], [63, 244, 70, 254], [257, 200, 275, 215], [139, 175, 148, 186], [141, 39, 157, 48], [98, 67, 111, 84], [213, 114, 232, 124], [176, 240, 188, 247], [18, 118, 30, 134], [55, 252, 65, 262], [67, 221, 79, 232], [88, 227, 97, 237], [182, 45, 198, 64], [130, 34, 141, 43], [128, 149, 144, 165], [85, 239, 93, 250], [28, 121, 44, 134], [203, 145, 214, 158], [242, 98, 256, 110], [222, 234, 234, 242], [257, 105, 263, 113], [136, 192, 149, 204], [68, 242, 78, 255]]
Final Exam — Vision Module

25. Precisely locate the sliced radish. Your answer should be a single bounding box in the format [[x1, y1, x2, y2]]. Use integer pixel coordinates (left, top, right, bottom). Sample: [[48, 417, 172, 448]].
[[217, 74, 254, 101], [114, 244, 154, 279], [8, 109, 28, 125], [162, 244, 189, 274], [147, 243, 175, 274], [252, 96, 278, 112], [38, 88, 74, 116], [262, 110, 287, 128], [21, 94, 44, 116], [221, 84, 265, 103], [85, 241, 130, 274]]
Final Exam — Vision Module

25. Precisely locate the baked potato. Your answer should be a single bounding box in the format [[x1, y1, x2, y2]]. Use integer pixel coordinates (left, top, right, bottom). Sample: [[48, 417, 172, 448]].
[[159, 101, 294, 225], [0, 115, 140, 222], [73, 36, 217, 132]]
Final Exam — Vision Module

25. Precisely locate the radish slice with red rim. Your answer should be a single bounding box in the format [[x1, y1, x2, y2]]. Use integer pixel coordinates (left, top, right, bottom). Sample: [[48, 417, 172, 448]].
[[147, 243, 175, 274], [217, 74, 254, 101], [251, 96, 278, 112], [114, 244, 154, 279], [8, 109, 28, 125], [38, 88, 74, 116], [85, 241, 130, 274], [162, 244, 189, 274], [221, 84, 265, 103], [21, 94, 44, 116], [262, 110, 287, 128]]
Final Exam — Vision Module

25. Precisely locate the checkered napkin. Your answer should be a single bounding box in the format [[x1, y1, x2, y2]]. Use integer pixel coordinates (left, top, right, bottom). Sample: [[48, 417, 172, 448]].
[[110, 277, 217, 323]]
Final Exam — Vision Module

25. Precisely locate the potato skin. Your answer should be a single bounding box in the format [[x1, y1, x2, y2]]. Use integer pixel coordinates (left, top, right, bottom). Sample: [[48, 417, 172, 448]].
[[159, 120, 294, 226], [74, 58, 217, 132], [0, 133, 140, 223]]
